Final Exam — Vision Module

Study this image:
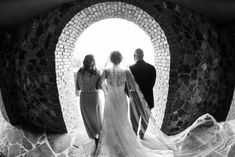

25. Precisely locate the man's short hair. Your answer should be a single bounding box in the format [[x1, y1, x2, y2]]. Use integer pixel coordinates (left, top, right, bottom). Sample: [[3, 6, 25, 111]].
[[135, 48, 144, 60]]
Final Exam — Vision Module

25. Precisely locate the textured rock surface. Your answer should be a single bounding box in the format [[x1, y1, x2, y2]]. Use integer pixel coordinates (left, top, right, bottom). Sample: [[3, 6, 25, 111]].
[[27, 143, 55, 157], [47, 134, 72, 153], [0, 107, 92, 157]]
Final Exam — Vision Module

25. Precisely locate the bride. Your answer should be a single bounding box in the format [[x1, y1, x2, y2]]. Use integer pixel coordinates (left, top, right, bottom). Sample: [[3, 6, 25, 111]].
[[94, 51, 235, 157]]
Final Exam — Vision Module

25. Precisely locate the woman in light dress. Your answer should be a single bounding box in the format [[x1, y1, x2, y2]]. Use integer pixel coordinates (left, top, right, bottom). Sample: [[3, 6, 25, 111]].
[[76, 54, 102, 151]]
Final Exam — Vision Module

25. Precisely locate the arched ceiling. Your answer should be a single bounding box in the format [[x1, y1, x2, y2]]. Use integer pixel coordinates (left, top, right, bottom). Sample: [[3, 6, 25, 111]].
[[0, 0, 235, 28], [0, 0, 74, 28], [167, 0, 235, 24]]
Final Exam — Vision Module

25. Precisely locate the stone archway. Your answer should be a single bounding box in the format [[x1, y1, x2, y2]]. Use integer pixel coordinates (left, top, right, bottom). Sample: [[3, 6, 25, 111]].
[[55, 2, 170, 130], [1, 0, 233, 135]]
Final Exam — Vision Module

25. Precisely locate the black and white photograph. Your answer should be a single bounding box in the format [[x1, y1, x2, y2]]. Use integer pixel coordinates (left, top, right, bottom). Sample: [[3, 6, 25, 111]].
[[0, 0, 235, 156]]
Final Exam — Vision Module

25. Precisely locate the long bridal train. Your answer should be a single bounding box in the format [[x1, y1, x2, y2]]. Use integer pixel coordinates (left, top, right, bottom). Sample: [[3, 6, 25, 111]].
[[94, 66, 235, 157]]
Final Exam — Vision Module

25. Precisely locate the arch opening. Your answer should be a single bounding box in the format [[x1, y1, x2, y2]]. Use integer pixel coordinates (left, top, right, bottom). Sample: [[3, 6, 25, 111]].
[[73, 18, 155, 69], [55, 2, 170, 131]]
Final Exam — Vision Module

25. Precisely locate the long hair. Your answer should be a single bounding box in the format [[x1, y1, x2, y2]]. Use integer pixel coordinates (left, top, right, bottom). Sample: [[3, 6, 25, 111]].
[[79, 54, 98, 76]]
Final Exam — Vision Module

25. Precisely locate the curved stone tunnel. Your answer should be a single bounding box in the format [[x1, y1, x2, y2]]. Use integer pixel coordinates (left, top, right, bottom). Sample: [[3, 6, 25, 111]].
[[0, 0, 234, 136]]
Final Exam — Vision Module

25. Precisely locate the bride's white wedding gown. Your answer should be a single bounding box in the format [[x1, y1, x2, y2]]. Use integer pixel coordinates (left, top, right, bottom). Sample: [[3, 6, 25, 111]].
[[95, 66, 235, 157], [95, 67, 173, 157]]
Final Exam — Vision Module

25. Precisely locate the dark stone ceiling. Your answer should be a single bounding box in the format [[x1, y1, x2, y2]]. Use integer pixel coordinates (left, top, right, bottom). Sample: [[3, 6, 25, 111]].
[[0, 0, 235, 28]]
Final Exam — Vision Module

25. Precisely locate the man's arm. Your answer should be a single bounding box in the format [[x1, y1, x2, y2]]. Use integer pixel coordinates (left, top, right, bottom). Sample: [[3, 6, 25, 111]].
[[75, 71, 80, 96], [96, 70, 102, 90], [151, 67, 156, 88], [125, 66, 134, 97], [76, 72, 80, 91], [125, 83, 130, 97]]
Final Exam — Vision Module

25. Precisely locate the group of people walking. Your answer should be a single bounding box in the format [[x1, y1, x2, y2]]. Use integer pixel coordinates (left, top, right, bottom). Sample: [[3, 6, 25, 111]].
[[75, 48, 232, 157], [76, 48, 158, 156]]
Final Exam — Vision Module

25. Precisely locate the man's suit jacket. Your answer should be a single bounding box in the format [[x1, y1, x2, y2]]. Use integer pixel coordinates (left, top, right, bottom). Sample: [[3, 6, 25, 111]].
[[130, 60, 156, 109]]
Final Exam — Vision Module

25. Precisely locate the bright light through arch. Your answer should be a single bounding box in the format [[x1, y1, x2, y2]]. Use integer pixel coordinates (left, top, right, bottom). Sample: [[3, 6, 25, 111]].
[[56, 2, 170, 131], [73, 18, 154, 69]]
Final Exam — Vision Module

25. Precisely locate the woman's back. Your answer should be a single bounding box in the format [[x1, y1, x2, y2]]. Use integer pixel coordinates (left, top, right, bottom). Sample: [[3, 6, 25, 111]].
[[77, 69, 102, 140], [105, 68, 126, 86], [77, 70, 101, 92]]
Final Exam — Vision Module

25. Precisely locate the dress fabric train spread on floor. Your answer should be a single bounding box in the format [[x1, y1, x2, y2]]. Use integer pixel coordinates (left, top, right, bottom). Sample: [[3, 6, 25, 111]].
[[95, 66, 235, 157]]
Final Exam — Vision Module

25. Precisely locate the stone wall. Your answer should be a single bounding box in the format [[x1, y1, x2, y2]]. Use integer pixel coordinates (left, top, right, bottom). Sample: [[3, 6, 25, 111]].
[[0, 13, 69, 132], [227, 90, 235, 121], [222, 24, 235, 121], [0, 90, 9, 122], [0, 0, 234, 134], [15, 21, 68, 132], [160, 3, 234, 134], [0, 29, 21, 124]]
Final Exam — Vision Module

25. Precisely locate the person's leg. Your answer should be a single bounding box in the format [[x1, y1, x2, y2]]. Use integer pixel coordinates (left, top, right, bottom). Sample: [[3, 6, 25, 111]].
[[130, 103, 140, 135], [95, 136, 99, 150]]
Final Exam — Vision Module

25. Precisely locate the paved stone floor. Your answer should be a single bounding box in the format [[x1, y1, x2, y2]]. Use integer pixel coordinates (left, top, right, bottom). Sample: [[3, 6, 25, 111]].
[[1, 98, 235, 156], [0, 95, 98, 157], [0, 108, 96, 157]]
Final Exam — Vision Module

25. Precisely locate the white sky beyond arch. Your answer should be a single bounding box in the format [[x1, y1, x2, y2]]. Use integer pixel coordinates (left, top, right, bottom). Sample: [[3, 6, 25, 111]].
[[73, 18, 155, 69]]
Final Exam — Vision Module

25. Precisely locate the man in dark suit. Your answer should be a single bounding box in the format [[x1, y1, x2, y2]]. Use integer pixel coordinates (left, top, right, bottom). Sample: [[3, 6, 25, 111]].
[[129, 48, 156, 139]]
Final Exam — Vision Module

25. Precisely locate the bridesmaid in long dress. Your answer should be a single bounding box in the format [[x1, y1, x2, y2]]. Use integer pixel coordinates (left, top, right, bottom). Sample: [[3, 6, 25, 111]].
[[76, 54, 102, 152]]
